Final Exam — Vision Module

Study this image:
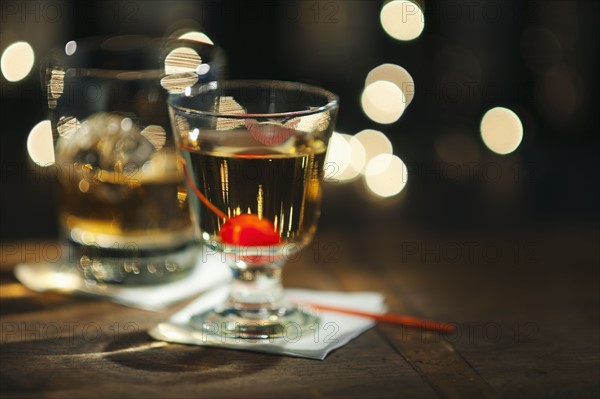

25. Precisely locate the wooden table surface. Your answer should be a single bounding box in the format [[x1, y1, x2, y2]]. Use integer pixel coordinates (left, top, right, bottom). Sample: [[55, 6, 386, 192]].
[[1, 224, 598, 399]]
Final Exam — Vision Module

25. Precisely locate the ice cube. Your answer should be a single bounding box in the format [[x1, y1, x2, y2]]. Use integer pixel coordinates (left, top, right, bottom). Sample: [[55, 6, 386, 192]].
[[55, 112, 155, 172]]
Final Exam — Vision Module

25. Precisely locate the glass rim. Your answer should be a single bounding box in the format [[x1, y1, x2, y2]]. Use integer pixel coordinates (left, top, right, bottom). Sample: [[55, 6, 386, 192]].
[[42, 34, 223, 78], [168, 79, 339, 119]]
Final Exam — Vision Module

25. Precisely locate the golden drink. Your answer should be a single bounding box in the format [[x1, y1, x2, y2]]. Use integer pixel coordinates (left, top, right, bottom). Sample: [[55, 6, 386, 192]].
[[179, 131, 326, 250]]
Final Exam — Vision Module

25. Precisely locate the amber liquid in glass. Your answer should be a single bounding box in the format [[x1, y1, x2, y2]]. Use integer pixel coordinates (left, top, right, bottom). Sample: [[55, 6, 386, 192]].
[[57, 152, 192, 250], [179, 131, 326, 251]]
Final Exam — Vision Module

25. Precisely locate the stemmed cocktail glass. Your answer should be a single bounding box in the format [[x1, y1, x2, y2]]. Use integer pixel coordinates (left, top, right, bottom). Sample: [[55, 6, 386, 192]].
[[168, 80, 338, 339]]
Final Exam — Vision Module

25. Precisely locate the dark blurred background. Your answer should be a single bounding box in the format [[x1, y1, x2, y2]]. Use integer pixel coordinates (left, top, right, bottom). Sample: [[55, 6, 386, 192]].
[[1, 0, 598, 241]]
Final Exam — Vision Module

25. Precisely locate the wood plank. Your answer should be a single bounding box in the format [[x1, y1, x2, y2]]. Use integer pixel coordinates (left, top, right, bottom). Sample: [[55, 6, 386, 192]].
[[1, 224, 597, 399], [0, 236, 438, 399], [0, 325, 428, 399], [360, 224, 599, 399], [378, 326, 497, 399], [318, 230, 499, 399]]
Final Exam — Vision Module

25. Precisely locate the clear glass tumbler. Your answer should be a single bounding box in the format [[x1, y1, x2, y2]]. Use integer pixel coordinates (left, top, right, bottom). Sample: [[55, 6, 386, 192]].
[[42, 35, 225, 285]]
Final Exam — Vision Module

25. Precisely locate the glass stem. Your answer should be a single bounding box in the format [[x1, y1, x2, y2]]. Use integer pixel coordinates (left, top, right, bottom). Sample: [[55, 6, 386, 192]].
[[228, 260, 286, 308]]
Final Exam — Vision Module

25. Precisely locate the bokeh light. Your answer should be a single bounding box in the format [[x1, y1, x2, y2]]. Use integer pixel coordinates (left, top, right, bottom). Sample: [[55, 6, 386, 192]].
[[346, 135, 367, 178], [65, 40, 77, 56], [141, 125, 167, 150], [196, 63, 210, 75], [56, 116, 80, 138], [354, 129, 393, 174], [160, 72, 199, 94], [324, 132, 351, 181], [380, 0, 425, 41], [27, 120, 55, 166], [120, 117, 133, 131], [47, 68, 65, 109], [324, 132, 366, 182], [361, 80, 406, 124], [178, 31, 214, 45], [164, 47, 202, 75], [364, 154, 408, 197], [1, 41, 35, 82], [480, 107, 524, 155], [366, 64, 415, 106]]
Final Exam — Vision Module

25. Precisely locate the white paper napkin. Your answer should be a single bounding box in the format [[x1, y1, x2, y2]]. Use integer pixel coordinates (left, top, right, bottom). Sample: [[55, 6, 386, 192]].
[[13, 254, 231, 311], [149, 289, 386, 360]]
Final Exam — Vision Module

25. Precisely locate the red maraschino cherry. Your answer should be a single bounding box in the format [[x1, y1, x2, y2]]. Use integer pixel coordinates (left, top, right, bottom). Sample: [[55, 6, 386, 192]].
[[220, 214, 280, 246], [178, 154, 281, 247]]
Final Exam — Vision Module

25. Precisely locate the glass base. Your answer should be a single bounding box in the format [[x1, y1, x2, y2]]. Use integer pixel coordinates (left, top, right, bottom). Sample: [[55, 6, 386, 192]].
[[190, 302, 319, 340], [65, 239, 200, 285]]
